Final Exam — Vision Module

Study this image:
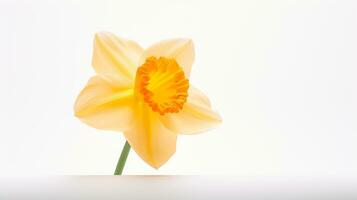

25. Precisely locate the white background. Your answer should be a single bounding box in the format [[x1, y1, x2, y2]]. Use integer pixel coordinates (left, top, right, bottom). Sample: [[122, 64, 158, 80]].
[[0, 0, 357, 176]]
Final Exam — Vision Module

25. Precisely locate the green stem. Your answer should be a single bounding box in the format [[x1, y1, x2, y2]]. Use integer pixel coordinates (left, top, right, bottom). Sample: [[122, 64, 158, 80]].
[[114, 140, 131, 175]]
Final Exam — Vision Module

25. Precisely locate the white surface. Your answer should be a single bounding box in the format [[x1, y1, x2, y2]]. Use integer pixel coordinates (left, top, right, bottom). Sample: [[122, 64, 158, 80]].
[[1, 0, 357, 176], [1, 176, 357, 200]]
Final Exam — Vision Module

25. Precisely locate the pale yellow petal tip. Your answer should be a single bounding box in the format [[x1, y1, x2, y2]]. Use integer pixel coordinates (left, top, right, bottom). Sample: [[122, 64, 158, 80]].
[[93, 32, 109, 45], [73, 109, 83, 118], [74, 109, 79, 117], [146, 155, 174, 170], [211, 112, 223, 128], [73, 98, 82, 118], [148, 161, 162, 170], [73, 91, 91, 118], [177, 38, 194, 46], [158, 37, 193, 46], [94, 31, 112, 38], [94, 32, 125, 44], [206, 114, 223, 132], [136, 147, 176, 169], [93, 31, 134, 44]]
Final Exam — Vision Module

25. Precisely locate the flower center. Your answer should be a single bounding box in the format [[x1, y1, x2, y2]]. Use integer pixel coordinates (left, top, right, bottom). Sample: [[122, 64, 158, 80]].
[[135, 56, 189, 115]]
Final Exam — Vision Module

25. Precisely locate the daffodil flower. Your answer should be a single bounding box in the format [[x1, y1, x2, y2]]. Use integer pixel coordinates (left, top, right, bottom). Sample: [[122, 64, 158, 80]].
[[74, 32, 221, 174]]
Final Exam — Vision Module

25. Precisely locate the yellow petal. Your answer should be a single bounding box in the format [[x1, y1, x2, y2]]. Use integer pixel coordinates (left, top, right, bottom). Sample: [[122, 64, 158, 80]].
[[141, 38, 194, 77], [124, 101, 177, 169], [92, 32, 144, 84], [74, 76, 135, 132], [160, 86, 221, 134]]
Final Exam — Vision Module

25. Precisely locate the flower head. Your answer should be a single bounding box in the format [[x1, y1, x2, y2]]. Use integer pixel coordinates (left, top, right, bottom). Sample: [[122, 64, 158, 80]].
[[74, 32, 221, 168]]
